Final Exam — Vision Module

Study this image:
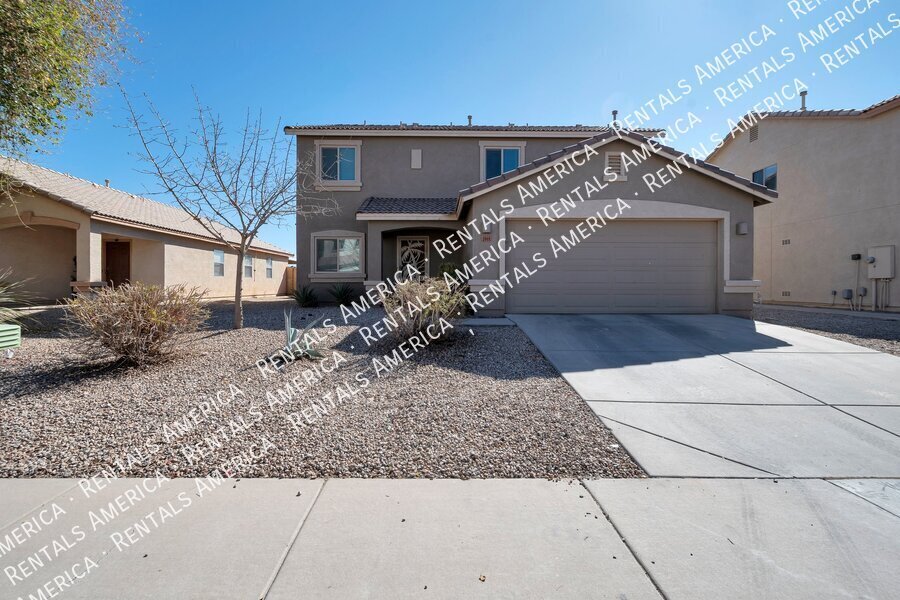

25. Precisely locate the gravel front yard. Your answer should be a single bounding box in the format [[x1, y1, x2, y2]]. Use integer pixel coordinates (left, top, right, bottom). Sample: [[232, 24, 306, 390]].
[[754, 304, 900, 356], [0, 301, 642, 479]]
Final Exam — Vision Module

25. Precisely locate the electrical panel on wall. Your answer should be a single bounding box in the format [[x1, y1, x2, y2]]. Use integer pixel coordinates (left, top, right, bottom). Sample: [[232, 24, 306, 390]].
[[867, 245, 895, 279]]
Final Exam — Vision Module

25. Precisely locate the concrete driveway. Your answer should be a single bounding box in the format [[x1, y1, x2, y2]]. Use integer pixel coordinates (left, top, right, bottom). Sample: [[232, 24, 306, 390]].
[[510, 314, 900, 478]]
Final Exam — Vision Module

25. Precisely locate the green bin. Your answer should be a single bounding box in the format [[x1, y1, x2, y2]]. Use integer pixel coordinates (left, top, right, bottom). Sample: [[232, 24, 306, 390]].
[[0, 323, 22, 350]]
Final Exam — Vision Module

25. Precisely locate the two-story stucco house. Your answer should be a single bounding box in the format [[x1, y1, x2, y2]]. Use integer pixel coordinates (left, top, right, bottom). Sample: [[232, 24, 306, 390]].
[[707, 93, 899, 311], [287, 122, 776, 317]]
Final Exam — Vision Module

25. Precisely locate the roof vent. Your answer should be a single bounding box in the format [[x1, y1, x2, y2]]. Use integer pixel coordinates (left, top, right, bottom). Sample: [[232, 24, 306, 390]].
[[467, 115, 472, 127], [104, 179, 110, 187], [800, 90, 808, 111], [612, 109, 618, 125]]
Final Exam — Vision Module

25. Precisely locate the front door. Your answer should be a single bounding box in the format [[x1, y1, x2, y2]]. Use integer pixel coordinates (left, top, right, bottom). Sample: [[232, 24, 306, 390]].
[[397, 236, 429, 278], [104, 241, 131, 287]]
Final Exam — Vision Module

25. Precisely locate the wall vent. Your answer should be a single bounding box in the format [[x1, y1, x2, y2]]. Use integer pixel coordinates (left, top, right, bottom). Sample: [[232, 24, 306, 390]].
[[604, 152, 626, 181], [749, 125, 759, 143], [781, 291, 791, 297], [781, 239, 791, 245]]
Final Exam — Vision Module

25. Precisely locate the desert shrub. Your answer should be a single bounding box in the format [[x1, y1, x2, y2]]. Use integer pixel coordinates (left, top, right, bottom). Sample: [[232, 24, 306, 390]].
[[65, 283, 208, 364], [0, 268, 32, 324], [292, 285, 319, 307], [379, 277, 466, 341], [329, 283, 356, 306]]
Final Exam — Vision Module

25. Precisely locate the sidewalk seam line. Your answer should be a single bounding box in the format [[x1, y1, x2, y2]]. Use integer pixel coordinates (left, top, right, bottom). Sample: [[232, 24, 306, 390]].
[[258, 478, 328, 600], [580, 479, 669, 600], [0, 481, 82, 531]]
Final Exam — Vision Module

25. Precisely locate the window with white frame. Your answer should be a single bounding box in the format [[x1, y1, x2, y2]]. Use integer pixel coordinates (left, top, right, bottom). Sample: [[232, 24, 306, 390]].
[[213, 250, 225, 277], [315, 140, 362, 188], [480, 141, 525, 181], [604, 152, 626, 181], [312, 233, 363, 274], [266, 257, 273, 278], [243, 254, 253, 278]]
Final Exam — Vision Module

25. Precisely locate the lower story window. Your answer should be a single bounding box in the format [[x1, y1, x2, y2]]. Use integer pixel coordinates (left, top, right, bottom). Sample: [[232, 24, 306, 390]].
[[266, 257, 273, 278], [213, 250, 225, 277], [244, 254, 253, 278], [315, 237, 361, 273]]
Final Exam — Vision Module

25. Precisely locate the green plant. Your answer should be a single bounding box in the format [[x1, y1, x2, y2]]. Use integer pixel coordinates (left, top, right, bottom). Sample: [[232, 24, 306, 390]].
[[0, 268, 32, 324], [283, 307, 325, 359], [292, 285, 319, 307], [379, 277, 466, 341], [65, 282, 208, 364], [329, 283, 356, 306], [439, 262, 460, 276]]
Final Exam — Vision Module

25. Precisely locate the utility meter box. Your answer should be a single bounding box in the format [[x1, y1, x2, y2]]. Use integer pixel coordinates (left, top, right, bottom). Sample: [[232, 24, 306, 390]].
[[867, 245, 895, 279]]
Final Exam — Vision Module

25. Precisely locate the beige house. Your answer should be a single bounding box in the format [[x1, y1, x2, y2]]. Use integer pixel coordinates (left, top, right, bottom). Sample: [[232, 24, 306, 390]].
[[707, 93, 899, 311], [0, 158, 292, 302], [288, 124, 775, 317]]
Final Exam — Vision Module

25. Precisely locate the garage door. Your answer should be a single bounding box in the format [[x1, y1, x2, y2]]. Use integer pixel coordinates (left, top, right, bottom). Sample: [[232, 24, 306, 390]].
[[506, 220, 717, 313]]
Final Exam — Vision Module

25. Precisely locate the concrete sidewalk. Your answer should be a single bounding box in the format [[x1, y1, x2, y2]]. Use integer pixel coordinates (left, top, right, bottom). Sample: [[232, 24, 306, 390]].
[[2, 477, 899, 599]]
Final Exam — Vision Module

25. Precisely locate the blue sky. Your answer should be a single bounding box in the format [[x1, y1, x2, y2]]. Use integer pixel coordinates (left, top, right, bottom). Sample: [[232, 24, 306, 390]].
[[24, 0, 900, 255]]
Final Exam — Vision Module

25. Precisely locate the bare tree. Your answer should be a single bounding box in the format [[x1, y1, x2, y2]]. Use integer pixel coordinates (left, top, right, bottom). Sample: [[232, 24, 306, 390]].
[[123, 91, 331, 328]]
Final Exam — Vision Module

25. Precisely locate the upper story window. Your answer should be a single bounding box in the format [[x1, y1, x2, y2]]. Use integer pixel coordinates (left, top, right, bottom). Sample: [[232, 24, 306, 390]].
[[266, 257, 273, 279], [752, 164, 777, 190], [315, 140, 362, 190], [213, 250, 225, 277], [480, 141, 526, 181], [243, 254, 253, 278]]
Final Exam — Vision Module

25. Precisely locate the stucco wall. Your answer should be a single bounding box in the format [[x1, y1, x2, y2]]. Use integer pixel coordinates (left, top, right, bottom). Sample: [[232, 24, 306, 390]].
[[130, 238, 166, 286], [710, 108, 900, 308], [0, 225, 75, 301], [294, 134, 583, 288], [0, 190, 89, 301], [466, 139, 759, 316], [163, 238, 288, 299]]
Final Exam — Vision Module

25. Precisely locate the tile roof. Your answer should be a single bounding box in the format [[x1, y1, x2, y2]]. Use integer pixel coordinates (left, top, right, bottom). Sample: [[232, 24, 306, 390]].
[[286, 123, 663, 134], [457, 129, 777, 204], [0, 157, 290, 255], [357, 197, 457, 215], [760, 93, 900, 118]]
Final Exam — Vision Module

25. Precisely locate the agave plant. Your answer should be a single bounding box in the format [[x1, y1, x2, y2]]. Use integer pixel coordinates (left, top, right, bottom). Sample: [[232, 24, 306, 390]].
[[329, 283, 356, 306], [292, 285, 318, 307], [283, 307, 326, 360]]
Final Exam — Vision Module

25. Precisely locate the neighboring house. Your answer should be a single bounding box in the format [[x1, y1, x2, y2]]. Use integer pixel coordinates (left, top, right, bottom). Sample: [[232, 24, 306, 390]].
[[707, 93, 900, 311], [0, 158, 291, 302], [287, 123, 776, 317]]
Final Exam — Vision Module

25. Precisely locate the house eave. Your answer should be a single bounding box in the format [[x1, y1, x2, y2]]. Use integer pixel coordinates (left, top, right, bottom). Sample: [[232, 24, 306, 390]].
[[355, 212, 458, 221], [285, 127, 664, 139], [457, 133, 777, 205]]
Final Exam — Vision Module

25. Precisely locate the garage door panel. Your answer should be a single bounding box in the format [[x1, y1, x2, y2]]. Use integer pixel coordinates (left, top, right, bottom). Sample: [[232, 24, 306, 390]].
[[506, 220, 717, 314]]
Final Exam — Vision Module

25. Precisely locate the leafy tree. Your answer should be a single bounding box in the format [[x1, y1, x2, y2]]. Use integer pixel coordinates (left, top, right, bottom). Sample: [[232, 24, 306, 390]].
[[0, 0, 132, 156]]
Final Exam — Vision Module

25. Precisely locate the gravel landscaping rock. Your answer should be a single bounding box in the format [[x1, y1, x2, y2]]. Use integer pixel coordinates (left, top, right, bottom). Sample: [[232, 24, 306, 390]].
[[754, 304, 900, 356], [0, 300, 642, 479]]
